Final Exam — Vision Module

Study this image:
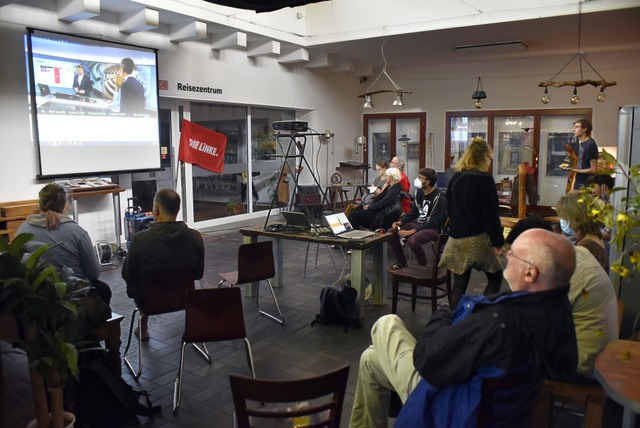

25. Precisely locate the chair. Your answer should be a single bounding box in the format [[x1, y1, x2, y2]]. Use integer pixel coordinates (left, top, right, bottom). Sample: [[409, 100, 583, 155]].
[[478, 370, 545, 428], [218, 240, 284, 325], [173, 287, 255, 413], [539, 299, 625, 427], [123, 269, 195, 379], [390, 233, 451, 313], [229, 365, 349, 428]]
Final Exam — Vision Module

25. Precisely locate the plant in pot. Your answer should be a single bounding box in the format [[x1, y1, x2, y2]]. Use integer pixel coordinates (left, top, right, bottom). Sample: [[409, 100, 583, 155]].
[[0, 233, 90, 428], [226, 198, 243, 215]]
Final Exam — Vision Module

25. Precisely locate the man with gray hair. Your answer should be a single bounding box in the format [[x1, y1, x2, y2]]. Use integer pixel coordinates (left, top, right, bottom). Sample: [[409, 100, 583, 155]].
[[349, 229, 578, 427], [390, 156, 411, 213], [122, 188, 204, 341]]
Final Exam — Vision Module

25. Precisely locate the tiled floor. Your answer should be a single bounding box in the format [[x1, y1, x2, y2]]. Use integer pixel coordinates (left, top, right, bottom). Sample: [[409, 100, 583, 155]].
[[0, 217, 617, 427]]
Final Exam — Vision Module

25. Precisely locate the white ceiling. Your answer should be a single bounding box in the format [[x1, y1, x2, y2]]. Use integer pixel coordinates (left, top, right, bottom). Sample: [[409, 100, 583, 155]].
[[5, 0, 640, 73]]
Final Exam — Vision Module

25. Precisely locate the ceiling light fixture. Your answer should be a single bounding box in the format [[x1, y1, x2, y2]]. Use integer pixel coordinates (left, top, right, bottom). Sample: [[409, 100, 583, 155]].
[[538, 1, 616, 104], [358, 38, 410, 108], [472, 76, 487, 109]]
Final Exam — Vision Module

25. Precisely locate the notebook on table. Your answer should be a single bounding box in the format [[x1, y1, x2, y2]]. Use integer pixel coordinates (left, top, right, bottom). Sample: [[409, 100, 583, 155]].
[[324, 212, 376, 239]]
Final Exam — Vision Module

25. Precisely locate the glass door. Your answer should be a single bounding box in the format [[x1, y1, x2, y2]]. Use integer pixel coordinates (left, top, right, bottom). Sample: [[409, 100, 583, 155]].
[[363, 113, 427, 184]]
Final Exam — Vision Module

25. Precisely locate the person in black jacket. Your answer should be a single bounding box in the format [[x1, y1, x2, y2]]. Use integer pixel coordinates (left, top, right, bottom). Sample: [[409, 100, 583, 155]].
[[387, 167, 447, 270], [122, 188, 204, 341], [349, 167, 403, 230], [349, 228, 578, 428], [439, 136, 504, 308]]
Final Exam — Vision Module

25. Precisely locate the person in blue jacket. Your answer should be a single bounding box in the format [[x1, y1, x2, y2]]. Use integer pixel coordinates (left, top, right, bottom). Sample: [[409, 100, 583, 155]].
[[349, 228, 578, 428]]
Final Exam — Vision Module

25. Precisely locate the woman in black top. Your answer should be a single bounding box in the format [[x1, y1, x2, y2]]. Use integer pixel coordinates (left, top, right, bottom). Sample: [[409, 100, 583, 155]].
[[349, 167, 403, 230], [439, 137, 504, 308]]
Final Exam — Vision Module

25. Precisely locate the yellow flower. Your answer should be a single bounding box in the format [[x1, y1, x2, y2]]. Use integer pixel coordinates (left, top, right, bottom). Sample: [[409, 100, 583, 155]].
[[631, 252, 639, 265], [611, 264, 630, 277], [616, 213, 630, 225]]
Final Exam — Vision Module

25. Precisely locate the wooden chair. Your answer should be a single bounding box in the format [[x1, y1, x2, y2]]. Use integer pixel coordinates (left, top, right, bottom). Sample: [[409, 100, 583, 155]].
[[173, 287, 255, 413], [390, 233, 451, 313], [478, 370, 545, 428], [540, 299, 625, 427], [218, 240, 284, 325], [123, 269, 195, 379], [229, 365, 349, 428]]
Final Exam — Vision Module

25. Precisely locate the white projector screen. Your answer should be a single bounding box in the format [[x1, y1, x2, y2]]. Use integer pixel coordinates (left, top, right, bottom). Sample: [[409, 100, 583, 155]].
[[26, 28, 162, 178]]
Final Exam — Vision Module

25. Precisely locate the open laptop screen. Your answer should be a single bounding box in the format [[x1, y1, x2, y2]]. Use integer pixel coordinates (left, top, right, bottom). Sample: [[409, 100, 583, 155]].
[[325, 212, 354, 235]]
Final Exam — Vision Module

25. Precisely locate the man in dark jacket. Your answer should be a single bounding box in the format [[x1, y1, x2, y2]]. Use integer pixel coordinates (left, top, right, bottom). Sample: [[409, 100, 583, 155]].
[[387, 167, 447, 270], [349, 229, 578, 428], [122, 188, 204, 341]]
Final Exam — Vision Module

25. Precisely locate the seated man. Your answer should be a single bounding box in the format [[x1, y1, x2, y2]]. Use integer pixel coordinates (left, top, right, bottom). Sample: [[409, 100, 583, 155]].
[[349, 229, 578, 428], [505, 215, 618, 382], [122, 188, 204, 341], [387, 167, 447, 270]]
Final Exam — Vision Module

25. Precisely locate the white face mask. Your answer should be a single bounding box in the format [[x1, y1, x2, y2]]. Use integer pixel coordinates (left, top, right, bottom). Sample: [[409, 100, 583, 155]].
[[414, 177, 423, 188], [560, 218, 574, 236]]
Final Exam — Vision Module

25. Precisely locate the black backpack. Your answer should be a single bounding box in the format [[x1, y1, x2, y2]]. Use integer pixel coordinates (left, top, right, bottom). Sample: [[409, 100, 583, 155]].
[[311, 282, 362, 332], [72, 350, 161, 428]]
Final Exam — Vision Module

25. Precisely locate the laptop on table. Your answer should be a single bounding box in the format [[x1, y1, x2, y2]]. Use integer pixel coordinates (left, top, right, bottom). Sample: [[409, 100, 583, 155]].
[[282, 211, 312, 232], [324, 212, 376, 240]]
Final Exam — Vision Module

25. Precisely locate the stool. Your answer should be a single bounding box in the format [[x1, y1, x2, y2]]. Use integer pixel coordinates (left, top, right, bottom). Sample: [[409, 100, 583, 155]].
[[326, 186, 350, 212]]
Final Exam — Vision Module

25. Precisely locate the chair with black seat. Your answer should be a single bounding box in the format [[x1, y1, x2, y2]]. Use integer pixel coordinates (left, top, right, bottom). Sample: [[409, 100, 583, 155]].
[[218, 240, 284, 325], [538, 298, 625, 428], [123, 269, 195, 379], [229, 364, 349, 428], [173, 286, 255, 413], [478, 369, 545, 428], [390, 233, 451, 314]]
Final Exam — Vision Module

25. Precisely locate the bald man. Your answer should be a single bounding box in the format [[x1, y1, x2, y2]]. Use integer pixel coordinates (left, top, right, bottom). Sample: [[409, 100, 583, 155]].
[[350, 229, 578, 428]]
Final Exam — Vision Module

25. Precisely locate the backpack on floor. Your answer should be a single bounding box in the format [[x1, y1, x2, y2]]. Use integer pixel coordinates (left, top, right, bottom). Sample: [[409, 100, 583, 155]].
[[311, 281, 362, 332], [73, 350, 161, 428]]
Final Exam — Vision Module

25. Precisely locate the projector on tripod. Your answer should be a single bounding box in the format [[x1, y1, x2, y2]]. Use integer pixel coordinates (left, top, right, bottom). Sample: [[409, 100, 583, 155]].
[[271, 120, 308, 132]]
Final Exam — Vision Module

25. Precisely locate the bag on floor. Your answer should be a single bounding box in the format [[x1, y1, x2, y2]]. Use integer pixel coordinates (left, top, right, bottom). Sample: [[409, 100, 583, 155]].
[[311, 281, 362, 332], [73, 350, 161, 428]]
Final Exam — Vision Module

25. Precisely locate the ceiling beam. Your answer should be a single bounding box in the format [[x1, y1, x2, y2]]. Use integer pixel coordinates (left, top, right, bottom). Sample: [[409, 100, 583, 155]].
[[278, 48, 309, 64], [304, 52, 333, 69], [170, 20, 208, 43], [119, 8, 159, 33], [247, 40, 280, 57], [211, 32, 247, 51], [57, 0, 100, 22]]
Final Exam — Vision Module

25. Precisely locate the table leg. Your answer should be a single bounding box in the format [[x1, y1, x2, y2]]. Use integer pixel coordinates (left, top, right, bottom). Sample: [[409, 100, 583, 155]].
[[112, 193, 122, 250], [371, 242, 387, 306], [272, 238, 283, 288], [350, 249, 366, 319], [242, 235, 258, 297]]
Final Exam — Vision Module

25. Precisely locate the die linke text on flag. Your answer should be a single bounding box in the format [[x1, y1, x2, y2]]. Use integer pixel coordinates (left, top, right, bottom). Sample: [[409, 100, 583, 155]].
[[178, 119, 227, 173]]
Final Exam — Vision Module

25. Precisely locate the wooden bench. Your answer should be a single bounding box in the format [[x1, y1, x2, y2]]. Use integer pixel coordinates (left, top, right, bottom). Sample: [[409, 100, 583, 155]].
[[0, 199, 38, 242]]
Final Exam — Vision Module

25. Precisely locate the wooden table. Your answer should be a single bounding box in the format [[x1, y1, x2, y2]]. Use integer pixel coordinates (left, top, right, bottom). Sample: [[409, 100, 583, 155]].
[[594, 340, 640, 428], [239, 227, 392, 318]]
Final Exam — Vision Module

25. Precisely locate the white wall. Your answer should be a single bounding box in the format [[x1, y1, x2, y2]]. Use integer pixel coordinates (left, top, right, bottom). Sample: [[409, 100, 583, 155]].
[[1, 4, 639, 244]]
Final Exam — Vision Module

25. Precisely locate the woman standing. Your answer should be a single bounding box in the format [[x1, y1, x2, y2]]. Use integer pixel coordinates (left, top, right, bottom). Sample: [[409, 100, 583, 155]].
[[439, 137, 504, 308], [16, 183, 112, 304], [349, 167, 403, 231]]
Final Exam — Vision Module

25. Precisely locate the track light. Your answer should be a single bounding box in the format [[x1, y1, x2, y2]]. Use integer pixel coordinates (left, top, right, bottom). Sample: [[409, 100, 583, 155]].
[[357, 39, 410, 108], [392, 91, 404, 106], [363, 94, 374, 108], [571, 87, 580, 105], [541, 87, 550, 104]]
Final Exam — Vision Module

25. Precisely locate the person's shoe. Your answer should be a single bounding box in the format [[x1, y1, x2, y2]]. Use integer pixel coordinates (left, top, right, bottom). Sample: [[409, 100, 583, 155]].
[[134, 326, 150, 342], [388, 390, 403, 418], [387, 262, 408, 271]]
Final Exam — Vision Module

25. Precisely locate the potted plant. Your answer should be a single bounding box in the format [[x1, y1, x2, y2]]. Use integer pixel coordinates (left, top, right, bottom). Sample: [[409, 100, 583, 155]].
[[226, 198, 243, 215], [0, 233, 90, 428]]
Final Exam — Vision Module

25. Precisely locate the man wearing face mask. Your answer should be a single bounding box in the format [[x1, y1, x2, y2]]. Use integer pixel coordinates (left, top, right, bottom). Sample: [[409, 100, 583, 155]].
[[387, 167, 447, 271]]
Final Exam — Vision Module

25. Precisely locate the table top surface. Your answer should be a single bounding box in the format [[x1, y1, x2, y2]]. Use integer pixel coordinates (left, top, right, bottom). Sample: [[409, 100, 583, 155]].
[[594, 340, 640, 413], [239, 226, 392, 249]]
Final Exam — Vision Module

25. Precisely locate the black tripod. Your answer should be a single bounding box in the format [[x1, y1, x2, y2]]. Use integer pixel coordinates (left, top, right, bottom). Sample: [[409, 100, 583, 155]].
[[263, 132, 329, 229]]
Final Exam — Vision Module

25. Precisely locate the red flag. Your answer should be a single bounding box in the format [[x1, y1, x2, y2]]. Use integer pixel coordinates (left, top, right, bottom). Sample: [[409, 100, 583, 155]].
[[178, 119, 227, 173]]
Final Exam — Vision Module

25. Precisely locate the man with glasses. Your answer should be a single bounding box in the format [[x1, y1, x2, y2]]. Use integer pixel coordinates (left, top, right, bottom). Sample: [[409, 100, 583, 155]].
[[349, 228, 578, 428]]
